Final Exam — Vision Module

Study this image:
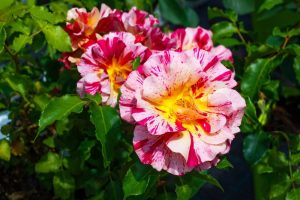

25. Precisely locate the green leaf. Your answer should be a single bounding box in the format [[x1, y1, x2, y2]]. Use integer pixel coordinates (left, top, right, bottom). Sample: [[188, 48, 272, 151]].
[[216, 157, 233, 169], [89, 103, 120, 167], [30, 6, 64, 24], [78, 140, 95, 162], [262, 80, 279, 100], [123, 167, 150, 199], [11, 34, 32, 53], [222, 0, 254, 15], [0, 139, 10, 161], [158, 0, 198, 27], [258, 0, 283, 13], [194, 172, 223, 191], [292, 170, 300, 184], [4, 74, 32, 99], [215, 38, 242, 47], [293, 57, 300, 84], [132, 57, 141, 70], [53, 172, 75, 200], [0, 26, 6, 53], [43, 137, 55, 148], [291, 152, 300, 164], [211, 22, 237, 41], [243, 133, 270, 165], [35, 20, 71, 52], [269, 173, 290, 199], [33, 94, 50, 111], [0, 0, 14, 10], [38, 95, 86, 133], [286, 188, 300, 200], [176, 183, 193, 200], [241, 56, 285, 98], [208, 7, 237, 22], [35, 152, 62, 173]]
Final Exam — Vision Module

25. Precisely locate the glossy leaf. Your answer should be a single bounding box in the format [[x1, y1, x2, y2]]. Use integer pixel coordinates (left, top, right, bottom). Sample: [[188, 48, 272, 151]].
[[211, 21, 237, 41], [222, 0, 254, 15], [243, 133, 270, 165], [0, 26, 6, 53], [36, 20, 71, 52], [0, 139, 10, 161], [53, 172, 75, 200], [123, 167, 150, 198], [258, 0, 283, 13], [176, 183, 193, 200], [38, 95, 86, 133], [11, 34, 32, 52], [35, 152, 62, 173], [158, 0, 199, 27], [286, 188, 300, 200], [216, 157, 233, 169], [194, 172, 223, 191], [0, 0, 14, 10], [89, 103, 120, 167], [293, 57, 300, 84], [241, 56, 285, 98]]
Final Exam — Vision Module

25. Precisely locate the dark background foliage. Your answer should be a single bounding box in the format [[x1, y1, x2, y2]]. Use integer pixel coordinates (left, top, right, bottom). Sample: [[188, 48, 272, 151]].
[[0, 0, 300, 199]]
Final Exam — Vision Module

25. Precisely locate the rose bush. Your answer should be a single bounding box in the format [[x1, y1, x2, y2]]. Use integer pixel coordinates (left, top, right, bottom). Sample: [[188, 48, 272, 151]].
[[0, 0, 300, 199]]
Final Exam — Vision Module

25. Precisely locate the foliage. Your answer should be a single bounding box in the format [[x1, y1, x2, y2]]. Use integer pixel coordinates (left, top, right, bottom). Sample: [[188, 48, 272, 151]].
[[0, 0, 300, 199]]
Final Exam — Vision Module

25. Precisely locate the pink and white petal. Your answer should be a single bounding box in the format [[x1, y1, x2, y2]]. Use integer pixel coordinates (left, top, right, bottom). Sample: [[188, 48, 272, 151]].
[[133, 126, 192, 175], [207, 88, 246, 116], [211, 45, 233, 63], [193, 136, 228, 163], [76, 78, 85, 97], [205, 113, 227, 133], [119, 71, 145, 123], [133, 125, 169, 171], [166, 132, 191, 161], [199, 126, 235, 145], [99, 3, 112, 18], [67, 8, 87, 21]]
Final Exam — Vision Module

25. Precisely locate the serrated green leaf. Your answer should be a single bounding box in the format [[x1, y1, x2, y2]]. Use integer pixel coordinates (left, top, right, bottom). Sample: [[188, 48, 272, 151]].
[[211, 21, 237, 41], [0, 139, 10, 161], [35, 152, 62, 173], [243, 133, 270, 165], [258, 0, 283, 13], [11, 34, 32, 52], [223, 0, 254, 15], [194, 172, 223, 191], [176, 183, 193, 200], [89, 103, 120, 167], [291, 152, 300, 164], [4, 74, 32, 100], [38, 95, 86, 133], [241, 56, 285, 98], [132, 57, 141, 70], [208, 7, 237, 22], [53, 172, 75, 200], [158, 0, 198, 27], [35, 20, 71, 52], [78, 140, 95, 162], [269, 173, 290, 199], [292, 170, 300, 184], [43, 137, 55, 148], [0, 0, 14, 10], [0, 26, 6, 53], [293, 57, 300, 84], [30, 6, 64, 24], [216, 157, 233, 169], [286, 188, 300, 200], [123, 168, 150, 199]]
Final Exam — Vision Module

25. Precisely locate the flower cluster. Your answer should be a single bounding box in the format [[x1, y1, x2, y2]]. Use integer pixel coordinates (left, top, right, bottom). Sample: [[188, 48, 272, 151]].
[[60, 4, 246, 175]]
